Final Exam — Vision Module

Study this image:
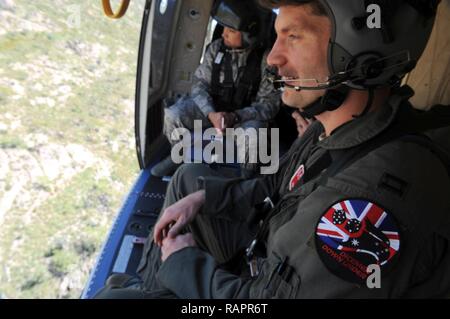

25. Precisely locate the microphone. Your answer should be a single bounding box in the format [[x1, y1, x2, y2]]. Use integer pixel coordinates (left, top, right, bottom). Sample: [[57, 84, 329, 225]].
[[264, 50, 412, 92], [264, 68, 350, 92]]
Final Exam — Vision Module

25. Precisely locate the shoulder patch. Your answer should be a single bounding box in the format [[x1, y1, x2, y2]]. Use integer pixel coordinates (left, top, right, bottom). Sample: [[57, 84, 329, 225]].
[[315, 199, 401, 284], [289, 164, 305, 191]]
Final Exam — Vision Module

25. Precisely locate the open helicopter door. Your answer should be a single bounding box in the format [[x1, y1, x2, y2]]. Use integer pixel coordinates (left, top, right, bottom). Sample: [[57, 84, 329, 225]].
[[135, 0, 214, 169], [82, 0, 213, 298]]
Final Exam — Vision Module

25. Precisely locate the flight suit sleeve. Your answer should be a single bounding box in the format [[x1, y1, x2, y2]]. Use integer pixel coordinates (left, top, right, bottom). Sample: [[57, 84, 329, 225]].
[[156, 247, 253, 299], [234, 50, 281, 122], [191, 40, 222, 118]]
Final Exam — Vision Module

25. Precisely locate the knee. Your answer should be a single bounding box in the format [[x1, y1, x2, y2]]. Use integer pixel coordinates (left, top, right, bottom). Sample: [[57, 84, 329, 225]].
[[171, 163, 214, 194], [105, 273, 140, 289], [165, 163, 222, 208], [164, 107, 182, 126], [93, 274, 144, 299], [170, 163, 217, 196]]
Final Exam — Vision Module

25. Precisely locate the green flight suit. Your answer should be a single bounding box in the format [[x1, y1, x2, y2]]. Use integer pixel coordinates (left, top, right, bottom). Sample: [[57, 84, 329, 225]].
[[155, 87, 450, 298], [98, 87, 450, 298]]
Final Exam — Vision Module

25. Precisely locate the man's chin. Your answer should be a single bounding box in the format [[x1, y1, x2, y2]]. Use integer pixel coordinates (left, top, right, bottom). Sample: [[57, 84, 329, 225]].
[[282, 92, 303, 109], [282, 90, 325, 111]]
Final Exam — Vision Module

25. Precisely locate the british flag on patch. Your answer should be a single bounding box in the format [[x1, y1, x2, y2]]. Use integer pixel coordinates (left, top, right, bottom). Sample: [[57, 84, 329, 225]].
[[316, 199, 400, 266]]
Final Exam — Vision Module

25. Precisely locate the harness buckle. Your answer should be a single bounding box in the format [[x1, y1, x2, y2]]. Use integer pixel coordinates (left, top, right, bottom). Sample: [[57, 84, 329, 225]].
[[245, 239, 259, 278]]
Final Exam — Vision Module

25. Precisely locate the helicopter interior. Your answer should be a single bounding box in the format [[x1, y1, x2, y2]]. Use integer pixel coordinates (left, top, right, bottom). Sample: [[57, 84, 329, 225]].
[[82, 0, 295, 298], [82, 0, 450, 298]]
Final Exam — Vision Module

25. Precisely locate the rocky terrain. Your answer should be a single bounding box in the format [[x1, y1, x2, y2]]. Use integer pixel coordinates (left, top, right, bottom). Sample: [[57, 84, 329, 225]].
[[0, 0, 144, 298]]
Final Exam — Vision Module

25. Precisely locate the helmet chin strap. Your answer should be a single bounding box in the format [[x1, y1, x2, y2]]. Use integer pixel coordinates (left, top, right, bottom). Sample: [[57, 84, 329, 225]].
[[352, 88, 374, 119], [225, 47, 248, 54], [298, 86, 351, 119], [296, 86, 375, 120]]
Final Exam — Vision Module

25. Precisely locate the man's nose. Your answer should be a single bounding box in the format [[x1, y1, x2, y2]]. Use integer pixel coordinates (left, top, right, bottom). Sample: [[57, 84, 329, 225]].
[[267, 39, 286, 68]]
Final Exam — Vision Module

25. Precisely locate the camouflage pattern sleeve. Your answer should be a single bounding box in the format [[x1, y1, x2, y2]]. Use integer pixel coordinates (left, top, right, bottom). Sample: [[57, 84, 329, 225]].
[[234, 50, 281, 122], [191, 39, 223, 118]]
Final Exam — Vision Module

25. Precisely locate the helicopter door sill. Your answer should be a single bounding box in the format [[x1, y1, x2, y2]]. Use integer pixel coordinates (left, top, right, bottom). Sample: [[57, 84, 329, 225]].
[[112, 235, 146, 273]]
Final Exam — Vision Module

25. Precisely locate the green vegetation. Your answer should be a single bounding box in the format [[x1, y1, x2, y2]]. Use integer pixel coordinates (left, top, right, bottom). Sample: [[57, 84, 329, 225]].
[[0, 0, 144, 298]]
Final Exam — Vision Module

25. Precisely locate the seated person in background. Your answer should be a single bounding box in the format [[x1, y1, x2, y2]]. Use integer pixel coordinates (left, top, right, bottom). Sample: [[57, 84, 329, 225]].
[[151, 0, 280, 177]]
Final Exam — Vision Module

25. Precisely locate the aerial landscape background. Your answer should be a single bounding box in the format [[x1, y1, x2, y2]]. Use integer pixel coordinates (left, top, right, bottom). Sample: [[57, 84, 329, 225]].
[[0, 0, 145, 298]]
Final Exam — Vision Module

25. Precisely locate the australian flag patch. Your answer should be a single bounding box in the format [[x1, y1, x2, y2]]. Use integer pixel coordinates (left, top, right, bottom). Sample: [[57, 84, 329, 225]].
[[315, 199, 401, 284]]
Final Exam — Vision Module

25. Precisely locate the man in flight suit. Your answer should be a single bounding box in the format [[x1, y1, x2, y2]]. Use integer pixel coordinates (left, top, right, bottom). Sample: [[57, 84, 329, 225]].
[[151, 0, 280, 177], [96, 0, 450, 298]]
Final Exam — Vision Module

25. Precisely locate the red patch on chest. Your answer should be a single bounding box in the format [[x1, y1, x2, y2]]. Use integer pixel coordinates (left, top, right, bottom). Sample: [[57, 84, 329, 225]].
[[289, 164, 305, 191]]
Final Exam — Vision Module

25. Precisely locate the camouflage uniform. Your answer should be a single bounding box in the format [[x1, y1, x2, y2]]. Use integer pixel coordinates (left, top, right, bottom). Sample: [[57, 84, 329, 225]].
[[163, 39, 280, 167]]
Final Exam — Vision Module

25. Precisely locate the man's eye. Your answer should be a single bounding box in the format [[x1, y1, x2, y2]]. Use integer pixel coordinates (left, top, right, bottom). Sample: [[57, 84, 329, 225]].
[[288, 34, 299, 40]]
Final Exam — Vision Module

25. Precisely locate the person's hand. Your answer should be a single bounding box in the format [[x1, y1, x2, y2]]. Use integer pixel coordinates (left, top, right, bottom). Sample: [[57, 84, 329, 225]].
[[208, 112, 226, 135], [153, 190, 205, 246], [161, 233, 196, 262], [292, 111, 313, 137], [208, 112, 237, 135], [223, 112, 238, 128]]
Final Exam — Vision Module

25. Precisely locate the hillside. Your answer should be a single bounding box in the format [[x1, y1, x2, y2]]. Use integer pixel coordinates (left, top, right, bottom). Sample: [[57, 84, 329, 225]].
[[0, 0, 144, 298]]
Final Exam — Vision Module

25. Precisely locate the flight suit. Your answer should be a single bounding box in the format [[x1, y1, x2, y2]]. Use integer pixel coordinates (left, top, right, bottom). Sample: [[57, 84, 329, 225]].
[[157, 86, 450, 298], [98, 87, 450, 298]]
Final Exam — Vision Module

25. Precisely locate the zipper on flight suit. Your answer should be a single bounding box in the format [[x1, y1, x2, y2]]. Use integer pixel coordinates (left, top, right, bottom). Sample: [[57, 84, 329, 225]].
[[244, 149, 333, 277]]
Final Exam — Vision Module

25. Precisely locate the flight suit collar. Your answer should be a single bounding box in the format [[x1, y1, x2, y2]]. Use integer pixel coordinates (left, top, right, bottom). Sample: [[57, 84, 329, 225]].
[[317, 87, 414, 150]]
